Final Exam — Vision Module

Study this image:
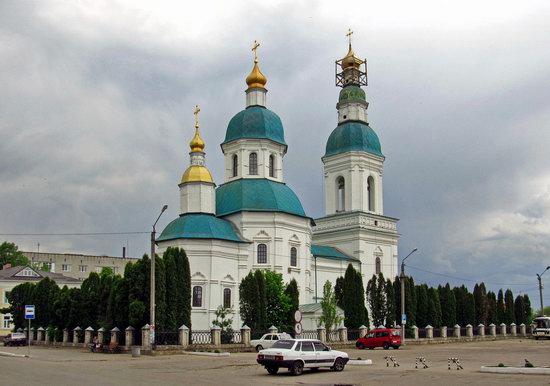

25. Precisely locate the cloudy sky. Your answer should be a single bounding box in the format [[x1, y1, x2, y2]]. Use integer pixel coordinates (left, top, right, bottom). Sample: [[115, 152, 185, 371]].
[[1, 0, 550, 304]]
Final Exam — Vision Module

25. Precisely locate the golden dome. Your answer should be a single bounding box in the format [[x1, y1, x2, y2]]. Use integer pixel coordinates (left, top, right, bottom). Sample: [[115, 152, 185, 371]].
[[189, 128, 205, 152], [246, 61, 267, 89], [181, 165, 213, 184], [341, 43, 363, 70]]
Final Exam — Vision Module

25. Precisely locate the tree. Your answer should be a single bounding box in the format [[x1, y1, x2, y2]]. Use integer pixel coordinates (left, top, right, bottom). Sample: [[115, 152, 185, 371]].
[[439, 283, 456, 327], [504, 289, 515, 325], [496, 289, 505, 324], [393, 277, 401, 326], [0, 242, 29, 268], [318, 280, 343, 340], [341, 264, 368, 328], [212, 306, 234, 344], [239, 272, 261, 330], [163, 248, 179, 331], [174, 248, 191, 330], [514, 295, 525, 325], [334, 276, 344, 308], [154, 255, 167, 331], [427, 287, 442, 327], [385, 278, 396, 327], [486, 291, 497, 325], [264, 271, 292, 331], [473, 283, 488, 325], [416, 285, 429, 327], [284, 279, 299, 331], [254, 270, 267, 331], [523, 294, 532, 324], [464, 292, 475, 325]]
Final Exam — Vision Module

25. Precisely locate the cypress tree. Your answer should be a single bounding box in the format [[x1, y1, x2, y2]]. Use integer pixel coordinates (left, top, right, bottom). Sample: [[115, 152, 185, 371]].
[[342, 264, 358, 328], [514, 295, 525, 325], [427, 287, 442, 327], [405, 276, 417, 327], [154, 255, 167, 331], [254, 270, 267, 330], [464, 292, 475, 325], [446, 284, 456, 327], [334, 276, 344, 308], [416, 285, 429, 327], [523, 294, 532, 324], [504, 289, 514, 325], [496, 289, 505, 324], [474, 283, 488, 325], [176, 248, 191, 330], [486, 291, 497, 324], [355, 271, 369, 328], [163, 248, 178, 331], [453, 286, 464, 326], [284, 279, 300, 330], [376, 273, 387, 326], [366, 275, 378, 325], [393, 277, 401, 326], [238, 272, 260, 330], [385, 278, 396, 327]]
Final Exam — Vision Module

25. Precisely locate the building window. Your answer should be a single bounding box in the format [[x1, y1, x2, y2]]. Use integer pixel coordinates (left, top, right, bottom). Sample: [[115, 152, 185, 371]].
[[232, 154, 238, 177], [113, 266, 119, 274], [96, 267, 103, 273], [223, 288, 231, 309], [79, 265, 87, 273], [61, 264, 71, 272], [3, 314, 12, 329], [290, 247, 297, 267], [257, 244, 267, 264], [337, 177, 345, 212], [269, 155, 275, 177], [367, 176, 375, 212], [249, 152, 258, 175], [375, 257, 381, 275], [3, 291, 9, 304], [193, 286, 203, 307]]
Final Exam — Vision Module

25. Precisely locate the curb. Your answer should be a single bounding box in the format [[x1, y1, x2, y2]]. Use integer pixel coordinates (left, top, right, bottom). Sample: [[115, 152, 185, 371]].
[[480, 366, 550, 375], [186, 351, 230, 357], [348, 359, 373, 365], [0, 351, 28, 358]]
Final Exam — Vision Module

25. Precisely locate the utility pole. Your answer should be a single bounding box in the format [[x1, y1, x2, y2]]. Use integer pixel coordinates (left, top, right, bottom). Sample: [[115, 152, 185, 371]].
[[537, 266, 550, 316], [400, 248, 418, 345], [150, 205, 168, 349]]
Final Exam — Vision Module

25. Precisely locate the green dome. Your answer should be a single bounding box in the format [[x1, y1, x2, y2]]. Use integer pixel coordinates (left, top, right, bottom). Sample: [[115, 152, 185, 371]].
[[325, 121, 383, 157], [157, 214, 245, 243], [338, 85, 366, 104], [222, 106, 286, 146], [216, 179, 306, 218]]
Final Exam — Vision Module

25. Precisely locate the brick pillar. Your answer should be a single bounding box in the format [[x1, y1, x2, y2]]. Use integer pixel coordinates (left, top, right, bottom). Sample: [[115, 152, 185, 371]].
[[97, 327, 105, 346], [440, 326, 447, 339], [412, 325, 419, 340], [338, 327, 348, 342], [489, 323, 496, 336], [454, 324, 461, 338], [317, 327, 326, 342], [426, 325, 433, 339], [63, 328, 69, 344], [179, 325, 189, 348], [73, 327, 81, 346], [268, 325, 278, 334], [29, 327, 35, 343], [519, 323, 526, 336], [466, 324, 473, 338], [45, 328, 51, 344], [211, 326, 221, 346], [125, 326, 135, 348], [141, 324, 151, 350], [37, 327, 44, 343], [111, 327, 120, 344], [500, 323, 506, 336], [478, 324, 485, 336], [510, 323, 516, 336], [359, 325, 368, 338], [84, 327, 94, 345], [241, 325, 251, 346]]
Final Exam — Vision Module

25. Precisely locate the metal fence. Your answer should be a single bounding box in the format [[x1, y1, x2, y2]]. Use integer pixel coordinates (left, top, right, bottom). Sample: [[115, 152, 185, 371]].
[[347, 329, 360, 341], [418, 328, 427, 339], [327, 330, 339, 342], [155, 331, 178, 345], [301, 330, 318, 339], [433, 328, 441, 338], [191, 330, 212, 345], [133, 329, 142, 346], [221, 330, 241, 344]]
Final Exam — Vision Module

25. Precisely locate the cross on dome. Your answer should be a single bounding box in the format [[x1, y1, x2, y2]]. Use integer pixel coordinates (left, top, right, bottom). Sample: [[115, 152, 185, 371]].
[[252, 40, 260, 63], [189, 104, 205, 153]]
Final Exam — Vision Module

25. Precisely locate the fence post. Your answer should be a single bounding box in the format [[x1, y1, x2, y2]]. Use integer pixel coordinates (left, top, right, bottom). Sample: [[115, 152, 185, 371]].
[[29, 327, 35, 343], [45, 328, 51, 345], [84, 327, 94, 345], [359, 325, 368, 338], [426, 325, 433, 339], [478, 324, 485, 337], [125, 326, 134, 349], [111, 327, 120, 344], [73, 327, 81, 346], [268, 325, 278, 334], [211, 326, 221, 347], [499, 323, 506, 336], [142, 324, 151, 350], [338, 327, 348, 342], [412, 325, 418, 340], [519, 323, 526, 336], [37, 327, 44, 344], [178, 325, 189, 348], [466, 324, 473, 338], [510, 323, 516, 336], [62, 328, 69, 345], [489, 323, 496, 336], [241, 325, 251, 346], [453, 324, 460, 338], [440, 326, 447, 339], [97, 327, 105, 346], [317, 327, 326, 343]]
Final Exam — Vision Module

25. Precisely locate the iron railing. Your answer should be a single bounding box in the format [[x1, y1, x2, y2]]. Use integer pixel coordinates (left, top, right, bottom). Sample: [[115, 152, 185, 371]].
[[155, 331, 178, 345], [327, 330, 339, 342], [347, 329, 360, 341], [191, 330, 212, 345], [301, 330, 318, 339]]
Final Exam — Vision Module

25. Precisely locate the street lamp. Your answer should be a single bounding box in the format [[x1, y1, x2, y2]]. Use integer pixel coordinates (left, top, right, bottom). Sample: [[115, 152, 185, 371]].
[[537, 266, 550, 316], [400, 248, 418, 345], [150, 204, 168, 347]]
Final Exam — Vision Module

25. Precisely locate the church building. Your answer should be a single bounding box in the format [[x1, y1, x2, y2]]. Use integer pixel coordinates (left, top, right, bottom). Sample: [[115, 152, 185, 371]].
[[157, 38, 399, 330]]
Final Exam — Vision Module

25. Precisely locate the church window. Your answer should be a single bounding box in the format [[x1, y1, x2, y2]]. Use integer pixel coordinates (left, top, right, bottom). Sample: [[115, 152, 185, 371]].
[[192, 286, 203, 307], [249, 152, 258, 175], [367, 176, 375, 212], [375, 257, 381, 275], [257, 243, 267, 264], [232, 155, 238, 177], [223, 288, 231, 308], [337, 177, 345, 212], [269, 155, 276, 177], [290, 247, 297, 267]]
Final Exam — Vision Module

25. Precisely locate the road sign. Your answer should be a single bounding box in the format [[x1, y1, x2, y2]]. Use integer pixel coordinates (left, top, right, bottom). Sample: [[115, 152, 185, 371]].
[[294, 322, 303, 335], [25, 305, 35, 320], [401, 313, 407, 325], [294, 310, 302, 323]]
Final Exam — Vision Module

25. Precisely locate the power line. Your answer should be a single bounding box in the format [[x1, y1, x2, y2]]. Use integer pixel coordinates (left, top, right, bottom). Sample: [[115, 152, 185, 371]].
[[0, 231, 148, 236]]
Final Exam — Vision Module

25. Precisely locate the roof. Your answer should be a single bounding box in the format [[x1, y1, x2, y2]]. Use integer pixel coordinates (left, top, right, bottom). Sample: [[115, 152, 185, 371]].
[[222, 106, 286, 146], [325, 121, 383, 158], [299, 303, 344, 314], [338, 85, 366, 104], [0, 266, 81, 283], [216, 179, 307, 218], [311, 244, 360, 262], [157, 213, 246, 243]]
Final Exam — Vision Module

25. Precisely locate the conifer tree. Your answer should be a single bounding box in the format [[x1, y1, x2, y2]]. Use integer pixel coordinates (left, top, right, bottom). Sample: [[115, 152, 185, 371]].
[[514, 295, 525, 325], [366, 275, 380, 326], [474, 282, 488, 325], [442, 284, 456, 327], [154, 255, 167, 331], [504, 289, 515, 325], [175, 248, 191, 330], [385, 278, 396, 326], [486, 291, 497, 324], [239, 271, 261, 330], [393, 277, 401, 326], [464, 292, 476, 325], [496, 289, 505, 324], [416, 284, 429, 327], [284, 279, 300, 330], [334, 276, 344, 308], [254, 270, 267, 330], [427, 287, 442, 327], [523, 294, 532, 324], [405, 276, 417, 327], [163, 248, 178, 331]]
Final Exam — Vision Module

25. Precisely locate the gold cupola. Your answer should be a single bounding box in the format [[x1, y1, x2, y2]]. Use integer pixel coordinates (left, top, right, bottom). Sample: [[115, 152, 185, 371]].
[[335, 29, 367, 87], [180, 105, 214, 184], [245, 40, 267, 89]]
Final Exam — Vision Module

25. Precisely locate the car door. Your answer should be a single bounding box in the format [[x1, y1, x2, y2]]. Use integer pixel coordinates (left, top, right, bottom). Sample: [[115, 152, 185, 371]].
[[313, 341, 333, 366], [264, 334, 274, 348], [300, 341, 316, 367]]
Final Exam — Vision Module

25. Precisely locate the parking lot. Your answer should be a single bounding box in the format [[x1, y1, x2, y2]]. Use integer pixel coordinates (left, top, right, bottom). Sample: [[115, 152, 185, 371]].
[[0, 339, 548, 385]]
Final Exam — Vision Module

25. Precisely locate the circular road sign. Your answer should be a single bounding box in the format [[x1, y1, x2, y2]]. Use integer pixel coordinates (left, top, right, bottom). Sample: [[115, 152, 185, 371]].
[[294, 310, 302, 323], [294, 322, 303, 335]]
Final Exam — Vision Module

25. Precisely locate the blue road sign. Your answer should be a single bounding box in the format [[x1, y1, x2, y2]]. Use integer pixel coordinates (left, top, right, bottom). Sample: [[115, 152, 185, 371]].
[[25, 305, 35, 320]]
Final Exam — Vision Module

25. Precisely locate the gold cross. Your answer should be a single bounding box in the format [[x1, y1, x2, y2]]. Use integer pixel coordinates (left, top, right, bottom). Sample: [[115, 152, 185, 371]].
[[252, 40, 260, 63], [194, 105, 200, 129], [346, 28, 353, 45]]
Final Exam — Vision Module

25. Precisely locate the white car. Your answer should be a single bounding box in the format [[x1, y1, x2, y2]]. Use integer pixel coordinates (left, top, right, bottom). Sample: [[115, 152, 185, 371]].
[[256, 339, 349, 376], [250, 332, 292, 352]]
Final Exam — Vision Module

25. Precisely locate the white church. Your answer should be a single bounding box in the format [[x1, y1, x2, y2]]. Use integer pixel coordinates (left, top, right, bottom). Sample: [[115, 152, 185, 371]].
[[156, 39, 399, 330]]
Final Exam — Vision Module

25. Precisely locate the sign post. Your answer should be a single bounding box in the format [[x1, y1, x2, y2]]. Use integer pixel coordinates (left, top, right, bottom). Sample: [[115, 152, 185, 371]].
[[25, 305, 35, 357]]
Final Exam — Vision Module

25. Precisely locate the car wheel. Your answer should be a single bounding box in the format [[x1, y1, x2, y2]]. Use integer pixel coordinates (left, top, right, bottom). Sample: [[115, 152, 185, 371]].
[[383, 342, 390, 350], [393, 345, 400, 350], [255, 345, 263, 352], [332, 358, 346, 372], [357, 342, 365, 350], [266, 367, 279, 375], [290, 361, 304, 376]]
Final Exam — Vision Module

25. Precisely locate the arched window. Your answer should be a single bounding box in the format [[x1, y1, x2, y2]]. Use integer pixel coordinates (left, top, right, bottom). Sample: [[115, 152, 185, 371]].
[[367, 176, 375, 212], [249, 152, 258, 175], [223, 288, 231, 309], [290, 247, 297, 267], [257, 243, 267, 264], [375, 257, 381, 275], [337, 177, 345, 212], [192, 286, 203, 307], [269, 155, 276, 177], [232, 154, 238, 177]]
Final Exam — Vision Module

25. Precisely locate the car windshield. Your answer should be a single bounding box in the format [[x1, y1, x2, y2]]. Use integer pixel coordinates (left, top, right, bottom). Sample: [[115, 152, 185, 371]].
[[271, 340, 295, 349], [535, 318, 550, 329], [391, 330, 401, 336]]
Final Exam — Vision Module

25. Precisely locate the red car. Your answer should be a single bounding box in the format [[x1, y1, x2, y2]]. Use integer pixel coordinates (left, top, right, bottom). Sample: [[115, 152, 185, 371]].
[[355, 328, 401, 350]]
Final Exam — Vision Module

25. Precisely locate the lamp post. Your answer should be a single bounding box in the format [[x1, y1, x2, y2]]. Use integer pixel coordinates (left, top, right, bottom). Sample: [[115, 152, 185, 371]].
[[537, 266, 550, 316], [150, 204, 168, 348], [400, 248, 418, 345]]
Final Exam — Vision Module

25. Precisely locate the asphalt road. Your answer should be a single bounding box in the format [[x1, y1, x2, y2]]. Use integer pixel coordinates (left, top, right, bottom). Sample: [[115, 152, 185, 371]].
[[0, 339, 549, 385]]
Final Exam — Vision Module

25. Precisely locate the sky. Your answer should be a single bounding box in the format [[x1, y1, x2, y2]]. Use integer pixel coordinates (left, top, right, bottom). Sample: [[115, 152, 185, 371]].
[[1, 0, 550, 305]]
